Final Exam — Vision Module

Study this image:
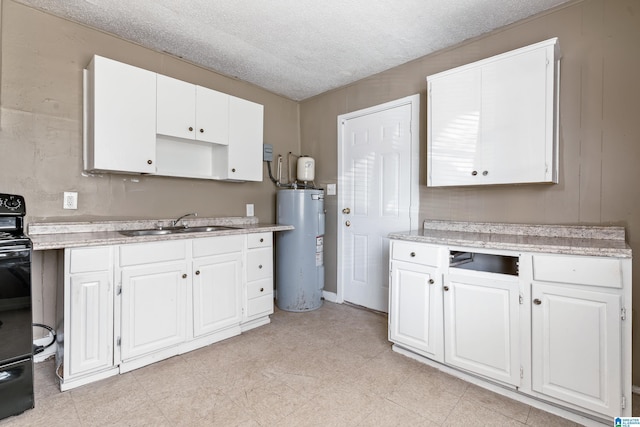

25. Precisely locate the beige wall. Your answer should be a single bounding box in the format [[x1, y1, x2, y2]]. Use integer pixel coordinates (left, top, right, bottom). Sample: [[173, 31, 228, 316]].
[[0, 1, 300, 336], [300, 0, 640, 383]]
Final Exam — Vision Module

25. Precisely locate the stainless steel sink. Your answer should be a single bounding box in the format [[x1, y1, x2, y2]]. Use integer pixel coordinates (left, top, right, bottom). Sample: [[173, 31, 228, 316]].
[[119, 225, 238, 237]]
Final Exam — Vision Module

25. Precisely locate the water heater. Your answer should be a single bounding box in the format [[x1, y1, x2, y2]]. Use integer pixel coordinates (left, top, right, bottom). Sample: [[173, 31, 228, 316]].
[[276, 189, 325, 311]]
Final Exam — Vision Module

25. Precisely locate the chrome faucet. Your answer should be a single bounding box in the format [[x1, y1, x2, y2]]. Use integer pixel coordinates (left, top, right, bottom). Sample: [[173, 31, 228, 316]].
[[172, 212, 198, 227]]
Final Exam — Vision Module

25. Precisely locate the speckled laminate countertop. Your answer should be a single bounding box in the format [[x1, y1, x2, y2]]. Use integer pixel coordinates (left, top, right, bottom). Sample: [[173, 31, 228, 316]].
[[389, 220, 631, 258], [28, 217, 294, 250]]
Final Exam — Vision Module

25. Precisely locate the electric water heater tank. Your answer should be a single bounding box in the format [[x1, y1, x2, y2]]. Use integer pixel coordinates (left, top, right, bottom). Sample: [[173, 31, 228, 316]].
[[276, 189, 325, 312]]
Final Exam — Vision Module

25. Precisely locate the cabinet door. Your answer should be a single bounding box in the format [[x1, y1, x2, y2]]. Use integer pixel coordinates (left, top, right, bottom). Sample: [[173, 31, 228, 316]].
[[226, 96, 264, 181], [66, 272, 114, 377], [444, 272, 520, 386], [192, 252, 242, 337], [428, 67, 481, 187], [156, 74, 196, 140], [120, 262, 188, 361], [531, 283, 621, 417], [481, 45, 552, 184], [86, 55, 156, 173], [389, 261, 443, 362], [195, 86, 229, 144]]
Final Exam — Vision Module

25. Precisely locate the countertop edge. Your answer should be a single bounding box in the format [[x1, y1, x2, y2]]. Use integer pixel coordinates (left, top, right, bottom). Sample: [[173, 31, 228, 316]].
[[388, 231, 632, 259], [30, 224, 294, 251]]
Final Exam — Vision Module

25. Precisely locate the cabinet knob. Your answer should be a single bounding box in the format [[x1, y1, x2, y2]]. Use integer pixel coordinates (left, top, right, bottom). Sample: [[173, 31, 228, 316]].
[[443, 286, 449, 291], [533, 298, 542, 305], [195, 270, 200, 275], [147, 160, 153, 165], [232, 168, 236, 173], [410, 252, 416, 257], [199, 128, 204, 133], [182, 274, 187, 279], [260, 287, 264, 292], [471, 170, 478, 176], [258, 264, 263, 269], [260, 238, 264, 243], [428, 279, 434, 285], [188, 126, 194, 132], [482, 170, 488, 176]]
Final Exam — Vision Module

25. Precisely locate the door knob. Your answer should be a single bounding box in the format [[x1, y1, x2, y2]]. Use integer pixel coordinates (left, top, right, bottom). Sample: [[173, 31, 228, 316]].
[[342, 207, 351, 214], [443, 286, 449, 291], [182, 274, 187, 279], [533, 298, 542, 305], [195, 270, 200, 275], [428, 279, 434, 285], [345, 220, 351, 227]]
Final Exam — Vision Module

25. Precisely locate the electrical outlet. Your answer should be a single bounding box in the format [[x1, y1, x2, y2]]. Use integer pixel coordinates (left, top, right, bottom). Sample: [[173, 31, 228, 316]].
[[246, 203, 254, 217], [63, 192, 78, 210]]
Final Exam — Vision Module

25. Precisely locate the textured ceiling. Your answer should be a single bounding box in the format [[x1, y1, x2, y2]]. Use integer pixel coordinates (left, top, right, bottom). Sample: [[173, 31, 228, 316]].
[[14, 0, 570, 100]]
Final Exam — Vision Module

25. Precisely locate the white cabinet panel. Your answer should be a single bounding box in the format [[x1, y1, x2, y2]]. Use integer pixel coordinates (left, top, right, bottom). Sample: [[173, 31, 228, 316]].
[[444, 271, 520, 386], [67, 272, 113, 377], [193, 253, 242, 337], [389, 260, 443, 362], [84, 55, 156, 174], [156, 74, 196, 140], [427, 38, 558, 187], [120, 262, 188, 361], [196, 85, 229, 145], [531, 283, 622, 417]]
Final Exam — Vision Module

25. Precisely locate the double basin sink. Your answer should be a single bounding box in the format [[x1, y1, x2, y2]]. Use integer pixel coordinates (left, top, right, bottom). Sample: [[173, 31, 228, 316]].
[[119, 225, 239, 237]]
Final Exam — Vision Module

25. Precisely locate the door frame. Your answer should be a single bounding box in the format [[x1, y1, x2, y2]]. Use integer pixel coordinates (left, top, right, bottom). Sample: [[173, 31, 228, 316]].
[[336, 94, 420, 306]]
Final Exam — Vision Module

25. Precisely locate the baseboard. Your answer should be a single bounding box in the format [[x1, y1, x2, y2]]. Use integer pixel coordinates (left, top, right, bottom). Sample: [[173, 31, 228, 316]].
[[322, 291, 338, 303]]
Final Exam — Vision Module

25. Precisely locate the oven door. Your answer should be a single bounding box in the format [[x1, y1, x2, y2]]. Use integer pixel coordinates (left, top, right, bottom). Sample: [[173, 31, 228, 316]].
[[0, 247, 32, 362], [0, 357, 34, 419]]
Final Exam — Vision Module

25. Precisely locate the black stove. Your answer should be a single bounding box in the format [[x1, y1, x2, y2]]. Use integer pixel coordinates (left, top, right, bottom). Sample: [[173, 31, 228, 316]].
[[0, 193, 34, 420]]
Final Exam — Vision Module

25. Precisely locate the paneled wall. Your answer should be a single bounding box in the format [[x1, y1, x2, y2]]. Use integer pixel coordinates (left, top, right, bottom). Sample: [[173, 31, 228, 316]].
[[300, 0, 640, 383]]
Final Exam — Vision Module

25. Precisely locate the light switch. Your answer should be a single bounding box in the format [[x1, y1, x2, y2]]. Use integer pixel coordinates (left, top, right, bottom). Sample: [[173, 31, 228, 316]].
[[326, 183, 336, 196], [246, 203, 254, 217]]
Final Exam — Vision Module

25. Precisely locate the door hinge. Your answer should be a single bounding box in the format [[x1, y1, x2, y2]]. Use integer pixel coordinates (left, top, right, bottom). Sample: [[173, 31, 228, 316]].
[[621, 307, 627, 321], [622, 395, 626, 409], [520, 366, 524, 379], [519, 293, 524, 305], [117, 337, 121, 347], [117, 285, 122, 296]]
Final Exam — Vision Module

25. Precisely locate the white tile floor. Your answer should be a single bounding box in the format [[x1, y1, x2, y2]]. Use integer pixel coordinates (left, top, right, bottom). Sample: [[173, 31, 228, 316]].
[[0, 302, 632, 426]]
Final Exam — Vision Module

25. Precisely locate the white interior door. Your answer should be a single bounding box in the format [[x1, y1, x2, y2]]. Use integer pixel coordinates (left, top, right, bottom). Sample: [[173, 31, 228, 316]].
[[338, 95, 419, 312]]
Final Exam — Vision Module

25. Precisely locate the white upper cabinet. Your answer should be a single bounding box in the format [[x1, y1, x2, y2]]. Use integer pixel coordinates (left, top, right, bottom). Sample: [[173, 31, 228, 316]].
[[84, 55, 157, 174], [84, 55, 263, 181], [428, 38, 559, 187], [156, 74, 230, 145]]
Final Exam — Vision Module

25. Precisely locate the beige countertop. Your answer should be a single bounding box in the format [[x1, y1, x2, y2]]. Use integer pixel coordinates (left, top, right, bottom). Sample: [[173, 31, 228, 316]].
[[389, 220, 632, 258], [28, 217, 294, 250]]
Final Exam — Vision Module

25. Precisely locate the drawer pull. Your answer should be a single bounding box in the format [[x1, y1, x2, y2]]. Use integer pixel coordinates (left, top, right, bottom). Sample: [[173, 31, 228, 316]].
[[533, 298, 542, 305], [260, 238, 264, 243], [260, 287, 264, 292], [410, 252, 416, 257], [428, 279, 434, 285], [258, 264, 263, 269]]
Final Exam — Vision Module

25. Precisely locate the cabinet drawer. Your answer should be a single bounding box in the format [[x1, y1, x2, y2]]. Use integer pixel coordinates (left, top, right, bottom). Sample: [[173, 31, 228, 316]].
[[247, 278, 273, 299], [247, 248, 273, 282], [247, 294, 274, 318], [532, 254, 623, 288], [192, 235, 243, 258], [68, 246, 112, 273], [391, 241, 440, 266], [247, 232, 272, 249], [119, 240, 187, 267]]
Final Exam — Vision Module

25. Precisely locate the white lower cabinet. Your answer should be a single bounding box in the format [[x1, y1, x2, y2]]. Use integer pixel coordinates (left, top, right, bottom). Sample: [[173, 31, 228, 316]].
[[58, 246, 118, 390], [444, 270, 520, 386], [120, 262, 188, 361], [58, 233, 274, 389], [192, 236, 243, 337], [531, 283, 622, 418], [388, 239, 631, 423], [389, 261, 443, 362]]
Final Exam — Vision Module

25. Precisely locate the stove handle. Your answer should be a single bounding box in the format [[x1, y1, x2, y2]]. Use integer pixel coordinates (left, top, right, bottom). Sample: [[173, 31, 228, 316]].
[[0, 248, 30, 261]]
